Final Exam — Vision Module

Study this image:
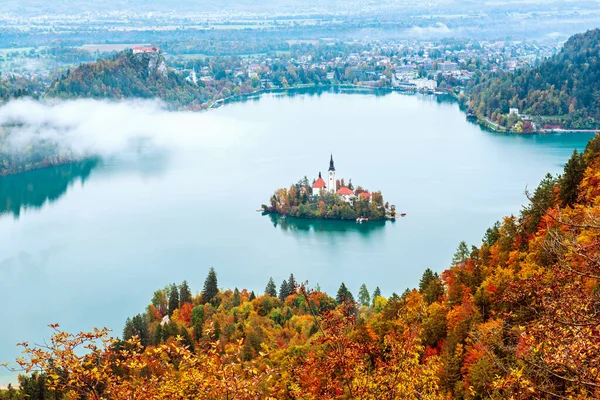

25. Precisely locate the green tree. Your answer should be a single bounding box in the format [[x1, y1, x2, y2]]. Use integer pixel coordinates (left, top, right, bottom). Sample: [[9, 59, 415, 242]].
[[249, 291, 256, 301], [233, 288, 241, 307], [451, 241, 470, 266], [167, 283, 179, 316], [522, 173, 557, 235], [483, 221, 501, 246], [191, 305, 205, 341], [151, 289, 168, 316], [265, 277, 277, 297], [372, 286, 382, 307], [122, 313, 150, 347], [279, 279, 289, 302], [202, 267, 219, 305], [419, 268, 436, 293], [336, 282, 354, 304], [357, 284, 370, 307], [558, 149, 586, 207], [287, 273, 297, 294], [179, 280, 193, 305]]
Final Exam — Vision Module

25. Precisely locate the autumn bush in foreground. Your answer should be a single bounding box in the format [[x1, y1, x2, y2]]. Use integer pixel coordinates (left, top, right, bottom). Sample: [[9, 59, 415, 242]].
[[6, 135, 600, 399]]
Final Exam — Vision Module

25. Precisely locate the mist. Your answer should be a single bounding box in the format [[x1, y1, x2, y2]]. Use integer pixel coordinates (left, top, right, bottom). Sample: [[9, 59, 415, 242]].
[[0, 98, 245, 160]]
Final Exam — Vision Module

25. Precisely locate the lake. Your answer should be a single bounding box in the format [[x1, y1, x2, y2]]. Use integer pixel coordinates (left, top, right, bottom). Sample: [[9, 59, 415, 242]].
[[0, 89, 595, 384]]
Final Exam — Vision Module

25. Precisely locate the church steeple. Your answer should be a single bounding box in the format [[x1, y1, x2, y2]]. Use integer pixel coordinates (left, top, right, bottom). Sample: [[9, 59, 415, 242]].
[[328, 154, 335, 171]]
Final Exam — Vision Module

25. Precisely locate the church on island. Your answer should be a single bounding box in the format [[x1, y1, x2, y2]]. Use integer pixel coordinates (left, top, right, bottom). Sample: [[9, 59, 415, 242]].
[[311, 154, 370, 203], [263, 154, 395, 221]]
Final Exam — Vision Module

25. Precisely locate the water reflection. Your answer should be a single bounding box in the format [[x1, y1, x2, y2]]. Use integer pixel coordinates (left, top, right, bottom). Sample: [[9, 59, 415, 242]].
[[226, 86, 395, 105], [267, 213, 388, 237], [0, 159, 99, 218]]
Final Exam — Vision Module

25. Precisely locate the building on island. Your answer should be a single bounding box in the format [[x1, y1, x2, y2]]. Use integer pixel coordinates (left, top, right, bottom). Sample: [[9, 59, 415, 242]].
[[328, 154, 337, 194], [336, 186, 355, 203], [312, 172, 327, 196]]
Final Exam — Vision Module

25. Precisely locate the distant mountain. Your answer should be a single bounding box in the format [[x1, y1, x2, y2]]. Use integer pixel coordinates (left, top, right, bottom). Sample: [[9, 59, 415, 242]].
[[467, 29, 600, 130], [47, 49, 203, 107]]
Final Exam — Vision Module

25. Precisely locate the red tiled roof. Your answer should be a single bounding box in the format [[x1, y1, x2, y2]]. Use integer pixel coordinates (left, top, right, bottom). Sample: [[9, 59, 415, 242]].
[[312, 177, 326, 189], [359, 191, 371, 199], [336, 187, 353, 195]]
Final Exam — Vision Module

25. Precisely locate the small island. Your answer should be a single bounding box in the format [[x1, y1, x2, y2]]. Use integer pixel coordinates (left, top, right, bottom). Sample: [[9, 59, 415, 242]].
[[262, 155, 396, 221]]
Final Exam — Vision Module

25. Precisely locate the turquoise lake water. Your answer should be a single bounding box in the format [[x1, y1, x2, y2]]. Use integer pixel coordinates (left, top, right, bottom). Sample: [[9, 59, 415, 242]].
[[0, 89, 595, 384]]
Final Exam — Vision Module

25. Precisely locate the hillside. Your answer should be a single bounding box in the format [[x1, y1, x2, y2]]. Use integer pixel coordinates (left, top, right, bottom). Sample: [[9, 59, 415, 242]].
[[468, 29, 600, 130], [46, 50, 204, 108], [8, 134, 600, 398]]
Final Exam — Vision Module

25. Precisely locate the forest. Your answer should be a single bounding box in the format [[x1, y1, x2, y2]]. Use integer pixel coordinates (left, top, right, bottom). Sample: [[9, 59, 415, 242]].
[[3, 134, 600, 398], [466, 29, 600, 130], [264, 177, 391, 220]]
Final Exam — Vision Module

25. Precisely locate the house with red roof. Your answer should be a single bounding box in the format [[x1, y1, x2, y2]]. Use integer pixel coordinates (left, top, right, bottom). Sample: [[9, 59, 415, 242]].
[[336, 186, 355, 203], [133, 46, 159, 54], [312, 172, 327, 196]]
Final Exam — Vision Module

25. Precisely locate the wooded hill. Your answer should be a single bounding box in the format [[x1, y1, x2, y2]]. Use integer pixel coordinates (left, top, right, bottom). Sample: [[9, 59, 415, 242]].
[[467, 29, 600, 130]]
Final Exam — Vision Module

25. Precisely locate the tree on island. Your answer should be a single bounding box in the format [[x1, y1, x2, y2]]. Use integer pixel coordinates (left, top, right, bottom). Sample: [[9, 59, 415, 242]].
[[202, 267, 219, 305], [265, 277, 277, 297]]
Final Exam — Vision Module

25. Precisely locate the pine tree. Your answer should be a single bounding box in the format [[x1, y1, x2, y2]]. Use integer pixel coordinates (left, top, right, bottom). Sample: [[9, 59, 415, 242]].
[[419, 268, 436, 293], [202, 267, 218, 305], [422, 273, 444, 305], [168, 283, 179, 316], [358, 284, 370, 307], [336, 282, 354, 304], [451, 241, 470, 266], [521, 173, 557, 235], [232, 288, 241, 307], [265, 277, 277, 297], [179, 280, 193, 305], [249, 291, 256, 301], [372, 286, 381, 307], [559, 149, 585, 207], [279, 280, 289, 302], [288, 273, 297, 294]]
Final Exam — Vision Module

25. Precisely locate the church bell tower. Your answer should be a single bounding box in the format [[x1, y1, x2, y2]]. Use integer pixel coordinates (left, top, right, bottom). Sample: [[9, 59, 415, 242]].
[[328, 154, 336, 194]]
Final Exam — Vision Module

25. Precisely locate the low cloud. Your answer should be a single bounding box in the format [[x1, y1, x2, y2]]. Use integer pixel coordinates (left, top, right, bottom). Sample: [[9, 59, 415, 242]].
[[0, 98, 244, 159], [406, 23, 455, 38]]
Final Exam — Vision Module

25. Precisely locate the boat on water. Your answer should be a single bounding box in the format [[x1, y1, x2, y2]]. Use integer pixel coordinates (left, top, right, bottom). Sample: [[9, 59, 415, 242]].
[[400, 213, 407, 217], [356, 217, 369, 223]]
